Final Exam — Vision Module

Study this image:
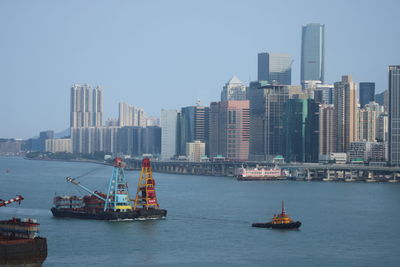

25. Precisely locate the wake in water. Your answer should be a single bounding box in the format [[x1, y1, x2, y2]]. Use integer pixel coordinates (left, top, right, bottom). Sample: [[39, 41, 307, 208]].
[[0, 207, 52, 217]]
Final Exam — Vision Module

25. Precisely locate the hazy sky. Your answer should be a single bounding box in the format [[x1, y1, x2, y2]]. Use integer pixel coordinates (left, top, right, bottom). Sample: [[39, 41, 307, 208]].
[[1, 0, 399, 139]]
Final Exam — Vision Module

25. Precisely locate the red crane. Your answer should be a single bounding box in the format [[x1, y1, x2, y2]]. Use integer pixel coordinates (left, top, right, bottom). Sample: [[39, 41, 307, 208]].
[[0, 195, 24, 207]]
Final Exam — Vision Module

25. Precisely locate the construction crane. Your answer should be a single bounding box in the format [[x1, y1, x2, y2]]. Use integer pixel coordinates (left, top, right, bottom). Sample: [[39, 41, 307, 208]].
[[0, 195, 24, 207]]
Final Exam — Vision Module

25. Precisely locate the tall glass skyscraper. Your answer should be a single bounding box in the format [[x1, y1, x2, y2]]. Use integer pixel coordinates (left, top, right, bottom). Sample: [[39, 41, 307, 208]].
[[359, 82, 375, 108], [389, 65, 400, 166], [301, 23, 325, 83], [257, 53, 292, 85]]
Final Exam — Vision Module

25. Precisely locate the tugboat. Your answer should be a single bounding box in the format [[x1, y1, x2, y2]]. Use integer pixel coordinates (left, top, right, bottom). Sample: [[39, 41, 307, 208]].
[[51, 158, 167, 220], [252, 201, 301, 229], [0, 195, 47, 265]]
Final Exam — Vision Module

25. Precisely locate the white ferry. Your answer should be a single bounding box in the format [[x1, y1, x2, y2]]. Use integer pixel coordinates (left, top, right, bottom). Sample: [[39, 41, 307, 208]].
[[237, 166, 285, 180]]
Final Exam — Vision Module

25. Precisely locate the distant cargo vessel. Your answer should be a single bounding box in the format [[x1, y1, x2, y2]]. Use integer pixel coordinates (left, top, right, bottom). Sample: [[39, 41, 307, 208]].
[[0, 196, 47, 265], [237, 166, 285, 180], [51, 158, 167, 221]]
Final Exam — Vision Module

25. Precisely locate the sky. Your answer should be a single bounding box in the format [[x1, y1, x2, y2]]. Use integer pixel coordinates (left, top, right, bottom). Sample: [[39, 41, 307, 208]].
[[0, 0, 399, 139]]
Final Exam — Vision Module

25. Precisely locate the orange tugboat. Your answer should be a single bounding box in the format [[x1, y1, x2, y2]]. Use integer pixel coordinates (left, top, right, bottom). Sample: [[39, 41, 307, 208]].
[[252, 201, 301, 229]]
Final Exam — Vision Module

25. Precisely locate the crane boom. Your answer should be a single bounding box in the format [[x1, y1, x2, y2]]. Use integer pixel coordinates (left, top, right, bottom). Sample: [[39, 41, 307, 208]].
[[0, 195, 24, 207], [66, 177, 106, 201]]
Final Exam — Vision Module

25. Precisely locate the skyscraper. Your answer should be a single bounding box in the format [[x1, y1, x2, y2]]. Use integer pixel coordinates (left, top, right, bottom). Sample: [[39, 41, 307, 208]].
[[301, 23, 325, 83], [176, 105, 210, 155], [359, 82, 375, 108], [388, 65, 400, 166], [333, 75, 358, 152], [160, 109, 178, 160], [257, 53, 292, 85], [248, 82, 290, 161], [70, 84, 103, 128], [319, 104, 336, 157], [221, 76, 247, 101], [284, 99, 319, 162], [209, 100, 250, 161]]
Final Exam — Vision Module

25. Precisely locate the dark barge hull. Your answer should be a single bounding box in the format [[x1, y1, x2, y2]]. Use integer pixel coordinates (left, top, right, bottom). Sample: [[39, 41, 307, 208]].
[[252, 221, 301, 229], [51, 208, 167, 220], [0, 237, 47, 265]]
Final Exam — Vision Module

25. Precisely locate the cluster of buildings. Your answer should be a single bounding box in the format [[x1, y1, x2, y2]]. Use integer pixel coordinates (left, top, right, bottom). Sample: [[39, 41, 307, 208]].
[[18, 23, 400, 166]]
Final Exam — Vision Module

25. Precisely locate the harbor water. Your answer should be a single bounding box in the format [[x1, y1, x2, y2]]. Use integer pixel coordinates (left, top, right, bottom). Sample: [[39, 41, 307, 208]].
[[1, 156, 400, 267]]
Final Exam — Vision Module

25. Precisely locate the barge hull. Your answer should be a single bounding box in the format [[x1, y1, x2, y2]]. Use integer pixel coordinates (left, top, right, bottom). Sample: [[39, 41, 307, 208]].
[[0, 237, 47, 265], [51, 208, 167, 220]]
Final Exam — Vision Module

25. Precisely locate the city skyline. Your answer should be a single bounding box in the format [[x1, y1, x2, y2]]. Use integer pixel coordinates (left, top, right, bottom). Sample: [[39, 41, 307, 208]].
[[1, 1, 400, 139]]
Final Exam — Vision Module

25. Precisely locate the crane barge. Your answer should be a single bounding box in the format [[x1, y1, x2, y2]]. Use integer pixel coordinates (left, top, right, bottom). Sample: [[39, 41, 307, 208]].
[[51, 158, 167, 220]]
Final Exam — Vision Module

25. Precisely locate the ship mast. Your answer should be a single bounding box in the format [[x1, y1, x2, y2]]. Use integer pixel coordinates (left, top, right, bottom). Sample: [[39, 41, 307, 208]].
[[103, 158, 132, 212], [281, 200, 285, 215], [134, 158, 160, 210]]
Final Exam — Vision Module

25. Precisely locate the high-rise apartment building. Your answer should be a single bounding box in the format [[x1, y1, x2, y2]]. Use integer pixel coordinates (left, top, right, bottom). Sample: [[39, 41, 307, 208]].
[[119, 102, 147, 127], [388, 65, 400, 166], [209, 100, 250, 161], [248, 82, 290, 161], [333, 75, 358, 152], [70, 84, 103, 128], [257, 53, 292, 85], [301, 23, 325, 83], [284, 99, 319, 162], [359, 82, 375, 108], [319, 104, 336, 157], [160, 109, 178, 160], [221, 76, 247, 101]]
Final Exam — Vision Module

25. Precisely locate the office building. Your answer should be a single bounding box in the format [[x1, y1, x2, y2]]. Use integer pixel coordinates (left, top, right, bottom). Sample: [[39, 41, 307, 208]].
[[177, 105, 210, 155], [248, 82, 290, 161], [359, 82, 375, 108], [258, 53, 292, 84], [161, 109, 178, 160], [209, 100, 250, 161], [221, 76, 247, 101], [333, 75, 357, 152], [70, 84, 103, 128], [301, 23, 325, 83], [389, 65, 400, 165], [284, 99, 319, 162]]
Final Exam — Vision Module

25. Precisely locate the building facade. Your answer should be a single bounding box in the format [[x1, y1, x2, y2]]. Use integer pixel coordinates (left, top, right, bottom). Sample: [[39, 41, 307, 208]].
[[177, 105, 210, 155], [248, 82, 290, 161], [284, 99, 319, 162], [186, 140, 206, 162], [319, 104, 336, 157], [333, 75, 358, 152], [389, 65, 400, 165], [359, 82, 375, 108], [45, 138, 72, 153], [118, 102, 147, 127], [301, 23, 325, 83], [160, 109, 178, 160], [209, 100, 250, 161], [221, 76, 247, 101], [257, 53, 292, 85], [70, 84, 103, 128]]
